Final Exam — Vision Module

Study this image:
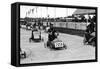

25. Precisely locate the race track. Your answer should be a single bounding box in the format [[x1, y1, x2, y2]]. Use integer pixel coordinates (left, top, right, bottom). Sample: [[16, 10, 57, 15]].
[[20, 29, 95, 64]]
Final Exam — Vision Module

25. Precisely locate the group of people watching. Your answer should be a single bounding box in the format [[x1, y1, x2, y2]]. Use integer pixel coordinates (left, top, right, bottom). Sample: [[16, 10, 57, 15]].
[[84, 15, 96, 45]]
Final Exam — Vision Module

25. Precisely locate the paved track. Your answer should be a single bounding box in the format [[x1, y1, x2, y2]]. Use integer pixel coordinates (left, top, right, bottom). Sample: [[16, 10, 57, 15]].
[[20, 29, 95, 64]]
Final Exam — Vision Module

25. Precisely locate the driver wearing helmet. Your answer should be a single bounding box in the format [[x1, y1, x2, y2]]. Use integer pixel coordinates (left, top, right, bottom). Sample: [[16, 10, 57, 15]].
[[48, 23, 58, 41]]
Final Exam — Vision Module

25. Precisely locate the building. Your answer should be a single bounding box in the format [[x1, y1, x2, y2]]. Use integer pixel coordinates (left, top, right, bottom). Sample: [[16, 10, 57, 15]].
[[72, 9, 96, 22]]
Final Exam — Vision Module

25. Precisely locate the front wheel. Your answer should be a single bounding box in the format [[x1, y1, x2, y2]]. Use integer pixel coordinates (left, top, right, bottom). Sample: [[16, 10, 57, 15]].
[[64, 45, 67, 49]]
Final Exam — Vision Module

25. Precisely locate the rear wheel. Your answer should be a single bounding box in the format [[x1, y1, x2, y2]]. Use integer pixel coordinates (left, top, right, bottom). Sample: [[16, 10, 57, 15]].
[[64, 45, 67, 49], [29, 38, 32, 42]]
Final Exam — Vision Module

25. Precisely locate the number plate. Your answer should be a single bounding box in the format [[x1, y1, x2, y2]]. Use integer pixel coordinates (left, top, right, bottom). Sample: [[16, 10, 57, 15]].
[[55, 42, 63, 48]]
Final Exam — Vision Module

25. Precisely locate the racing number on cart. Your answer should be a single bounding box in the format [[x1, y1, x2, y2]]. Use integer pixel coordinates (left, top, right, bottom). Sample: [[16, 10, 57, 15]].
[[55, 42, 63, 48]]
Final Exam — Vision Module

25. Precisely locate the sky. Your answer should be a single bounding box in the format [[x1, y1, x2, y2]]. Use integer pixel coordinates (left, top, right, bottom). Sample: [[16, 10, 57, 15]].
[[20, 5, 76, 18]]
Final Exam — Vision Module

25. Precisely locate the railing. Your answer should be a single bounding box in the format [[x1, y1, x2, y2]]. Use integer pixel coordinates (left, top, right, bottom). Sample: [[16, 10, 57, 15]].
[[43, 22, 88, 30]]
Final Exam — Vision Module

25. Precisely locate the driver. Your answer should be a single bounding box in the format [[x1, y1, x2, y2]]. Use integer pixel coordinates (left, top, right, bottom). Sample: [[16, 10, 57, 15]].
[[48, 24, 58, 41]]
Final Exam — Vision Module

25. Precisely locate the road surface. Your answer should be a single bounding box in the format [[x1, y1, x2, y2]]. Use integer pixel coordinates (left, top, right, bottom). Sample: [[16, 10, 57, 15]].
[[20, 29, 95, 64]]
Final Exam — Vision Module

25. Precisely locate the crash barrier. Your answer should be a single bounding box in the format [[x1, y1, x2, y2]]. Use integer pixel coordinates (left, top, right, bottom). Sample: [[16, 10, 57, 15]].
[[20, 21, 87, 36], [20, 21, 87, 31], [54, 27, 85, 37], [51, 22, 87, 30], [42, 22, 87, 37]]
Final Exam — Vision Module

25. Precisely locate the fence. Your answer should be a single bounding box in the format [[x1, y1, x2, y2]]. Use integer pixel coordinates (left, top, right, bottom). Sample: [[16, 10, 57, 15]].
[[49, 22, 87, 30]]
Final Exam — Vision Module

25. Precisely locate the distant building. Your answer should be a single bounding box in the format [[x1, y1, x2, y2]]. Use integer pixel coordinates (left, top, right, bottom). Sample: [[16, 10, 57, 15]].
[[72, 9, 96, 22], [73, 9, 95, 15]]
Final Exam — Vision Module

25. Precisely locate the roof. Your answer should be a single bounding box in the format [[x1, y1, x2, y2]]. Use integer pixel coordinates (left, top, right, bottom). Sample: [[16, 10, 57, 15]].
[[73, 9, 95, 15]]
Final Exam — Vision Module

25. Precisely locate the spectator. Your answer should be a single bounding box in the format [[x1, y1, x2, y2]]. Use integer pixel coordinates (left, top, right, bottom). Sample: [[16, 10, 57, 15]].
[[87, 21, 95, 33], [92, 15, 96, 23]]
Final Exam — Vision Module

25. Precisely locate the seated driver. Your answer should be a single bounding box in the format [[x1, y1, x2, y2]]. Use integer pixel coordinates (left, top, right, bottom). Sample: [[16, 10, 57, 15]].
[[48, 24, 58, 42]]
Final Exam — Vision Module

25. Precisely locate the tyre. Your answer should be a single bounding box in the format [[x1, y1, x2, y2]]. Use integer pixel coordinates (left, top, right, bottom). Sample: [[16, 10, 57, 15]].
[[29, 38, 31, 42]]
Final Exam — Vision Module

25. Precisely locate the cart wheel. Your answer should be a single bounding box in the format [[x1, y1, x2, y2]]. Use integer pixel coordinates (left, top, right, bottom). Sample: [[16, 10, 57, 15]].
[[64, 45, 67, 49]]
